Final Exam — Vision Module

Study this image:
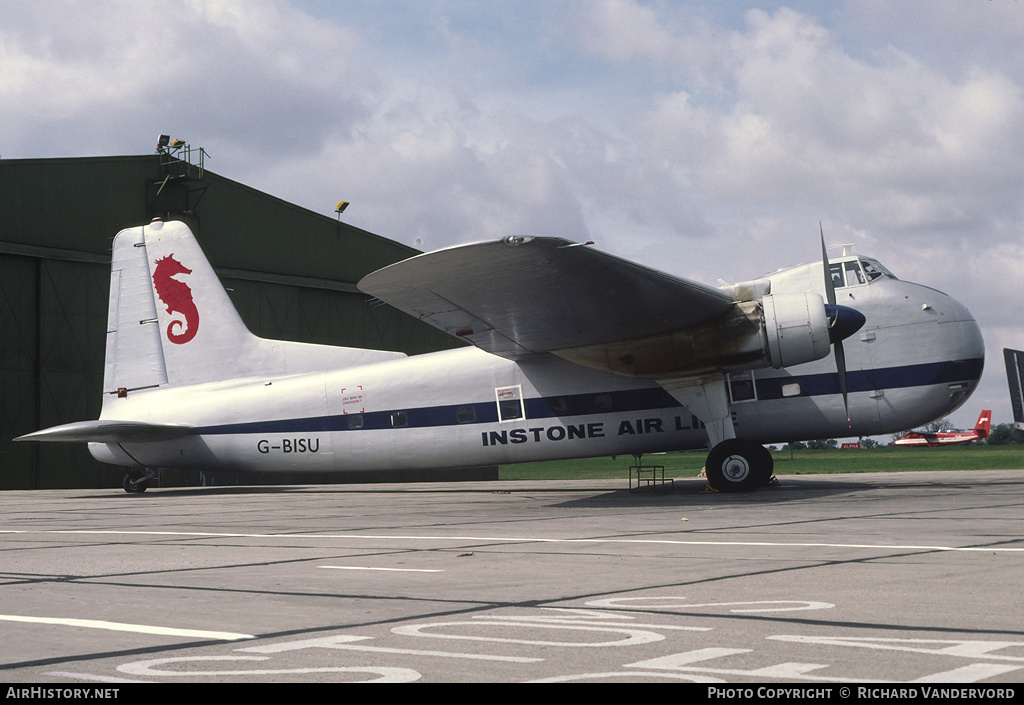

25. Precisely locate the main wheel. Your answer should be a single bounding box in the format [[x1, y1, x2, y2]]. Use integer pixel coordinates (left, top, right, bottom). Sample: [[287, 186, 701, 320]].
[[705, 439, 771, 492], [756, 443, 775, 486]]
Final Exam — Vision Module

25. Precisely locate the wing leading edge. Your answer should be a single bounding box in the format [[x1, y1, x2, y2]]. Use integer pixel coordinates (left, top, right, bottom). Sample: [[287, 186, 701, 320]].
[[358, 236, 736, 363]]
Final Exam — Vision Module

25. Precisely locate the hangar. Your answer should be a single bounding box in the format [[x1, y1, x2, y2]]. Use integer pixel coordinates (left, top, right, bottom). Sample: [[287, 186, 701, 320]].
[[0, 147, 483, 489]]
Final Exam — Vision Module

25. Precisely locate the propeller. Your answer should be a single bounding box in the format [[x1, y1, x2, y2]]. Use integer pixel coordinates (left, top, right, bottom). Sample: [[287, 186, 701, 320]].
[[820, 224, 866, 426]]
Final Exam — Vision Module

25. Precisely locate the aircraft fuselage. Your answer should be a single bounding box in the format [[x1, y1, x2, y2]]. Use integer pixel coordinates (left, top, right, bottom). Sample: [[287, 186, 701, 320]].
[[19, 220, 983, 492], [90, 272, 983, 473]]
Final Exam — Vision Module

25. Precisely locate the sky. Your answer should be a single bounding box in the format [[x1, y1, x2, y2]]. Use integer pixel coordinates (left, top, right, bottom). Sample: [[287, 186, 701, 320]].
[[2, 0, 1023, 434]]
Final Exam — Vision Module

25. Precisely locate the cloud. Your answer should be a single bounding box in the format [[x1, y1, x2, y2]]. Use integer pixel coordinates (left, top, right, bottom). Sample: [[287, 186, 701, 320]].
[[0, 0, 365, 160], [261, 108, 593, 250], [603, 6, 1024, 284], [574, 0, 680, 63]]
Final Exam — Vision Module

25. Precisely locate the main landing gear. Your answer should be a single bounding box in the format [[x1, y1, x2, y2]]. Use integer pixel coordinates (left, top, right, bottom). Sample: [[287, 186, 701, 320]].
[[661, 377, 774, 493], [122, 467, 157, 493], [703, 438, 774, 493]]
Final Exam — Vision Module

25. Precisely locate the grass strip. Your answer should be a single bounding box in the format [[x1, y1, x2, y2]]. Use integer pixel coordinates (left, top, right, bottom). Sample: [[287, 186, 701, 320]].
[[498, 445, 1024, 481]]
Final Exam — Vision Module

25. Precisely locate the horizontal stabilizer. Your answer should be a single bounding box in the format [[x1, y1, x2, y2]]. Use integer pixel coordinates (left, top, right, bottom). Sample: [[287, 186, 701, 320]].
[[14, 420, 196, 444]]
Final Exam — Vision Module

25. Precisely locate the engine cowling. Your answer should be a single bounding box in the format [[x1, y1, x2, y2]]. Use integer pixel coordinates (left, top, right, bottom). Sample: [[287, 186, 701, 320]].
[[551, 294, 832, 379], [550, 292, 846, 379], [760, 293, 832, 368]]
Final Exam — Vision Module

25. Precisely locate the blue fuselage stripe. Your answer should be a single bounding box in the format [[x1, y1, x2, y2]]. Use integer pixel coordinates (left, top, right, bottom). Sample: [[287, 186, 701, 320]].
[[194, 358, 983, 436], [754, 358, 984, 399]]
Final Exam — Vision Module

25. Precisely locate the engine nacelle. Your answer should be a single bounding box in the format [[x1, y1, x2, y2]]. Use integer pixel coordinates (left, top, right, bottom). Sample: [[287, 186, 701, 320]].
[[760, 293, 831, 368], [551, 293, 835, 379]]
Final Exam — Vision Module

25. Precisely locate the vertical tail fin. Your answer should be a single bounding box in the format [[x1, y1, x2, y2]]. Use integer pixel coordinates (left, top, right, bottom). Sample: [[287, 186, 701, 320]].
[[102, 219, 405, 407], [103, 219, 260, 398], [974, 410, 991, 438], [143, 219, 262, 387]]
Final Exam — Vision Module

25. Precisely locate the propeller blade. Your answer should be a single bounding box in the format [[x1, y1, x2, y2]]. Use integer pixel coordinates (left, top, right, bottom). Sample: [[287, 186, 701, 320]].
[[821, 222, 836, 307], [821, 223, 852, 426], [835, 339, 851, 426]]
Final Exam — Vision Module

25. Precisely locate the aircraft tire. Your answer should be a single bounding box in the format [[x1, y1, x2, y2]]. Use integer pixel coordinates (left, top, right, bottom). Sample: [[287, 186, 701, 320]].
[[122, 472, 148, 494], [757, 444, 775, 485], [705, 439, 770, 492]]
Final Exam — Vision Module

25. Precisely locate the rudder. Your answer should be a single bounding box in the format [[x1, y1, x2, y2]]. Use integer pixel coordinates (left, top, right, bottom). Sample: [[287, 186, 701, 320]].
[[102, 223, 170, 397]]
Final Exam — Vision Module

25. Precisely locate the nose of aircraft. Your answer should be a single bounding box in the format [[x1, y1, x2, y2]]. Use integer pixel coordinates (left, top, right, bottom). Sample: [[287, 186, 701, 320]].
[[928, 286, 985, 409], [871, 280, 985, 432], [956, 295, 985, 369], [942, 288, 984, 361]]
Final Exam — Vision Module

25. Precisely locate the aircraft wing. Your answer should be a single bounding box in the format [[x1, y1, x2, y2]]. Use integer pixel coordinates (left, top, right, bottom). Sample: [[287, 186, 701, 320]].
[[15, 420, 196, 443], [358, 237, 736, 359]]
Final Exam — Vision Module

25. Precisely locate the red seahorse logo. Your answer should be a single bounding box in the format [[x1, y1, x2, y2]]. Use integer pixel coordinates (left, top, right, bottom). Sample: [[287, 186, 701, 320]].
[[152, 254, 200, 345]]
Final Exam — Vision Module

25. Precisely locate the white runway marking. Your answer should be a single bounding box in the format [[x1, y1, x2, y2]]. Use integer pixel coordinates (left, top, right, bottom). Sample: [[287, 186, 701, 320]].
[[45, 672, 147, 683], [116, 656, 420, 681], [770, 635, 1024, 662], [240, 634, 544, 663], [4, 529, 1023, 553], [0, 614, 254, 641], [319, 565, 444, 572]]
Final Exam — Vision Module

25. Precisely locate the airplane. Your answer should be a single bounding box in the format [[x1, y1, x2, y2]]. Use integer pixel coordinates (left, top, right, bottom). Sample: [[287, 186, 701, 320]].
[[15, 219, 985, 493], [893, 410, 991, 447]]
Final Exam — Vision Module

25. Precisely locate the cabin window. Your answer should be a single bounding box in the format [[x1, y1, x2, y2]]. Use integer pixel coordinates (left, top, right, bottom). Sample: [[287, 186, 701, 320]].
[[347, 414, 364, 429], [496, 385, 525, 422], [545, 396, 568, 416], [782, 383, 802, 398], [829, 262, 844, 289], [499, 399, 522, 421], [457, 405, 476, 423], [593, 393, 613, 413], [391, 411, 408, 428]]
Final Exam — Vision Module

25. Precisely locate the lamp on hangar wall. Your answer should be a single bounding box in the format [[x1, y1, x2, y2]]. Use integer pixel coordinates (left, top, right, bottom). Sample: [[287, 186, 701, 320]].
[[156, 134, 188, 154]]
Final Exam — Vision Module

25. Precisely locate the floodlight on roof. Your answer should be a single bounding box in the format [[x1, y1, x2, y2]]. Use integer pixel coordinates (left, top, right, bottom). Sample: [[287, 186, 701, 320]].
[[335, 200, 350, 214], [157, 134, 170, 150]]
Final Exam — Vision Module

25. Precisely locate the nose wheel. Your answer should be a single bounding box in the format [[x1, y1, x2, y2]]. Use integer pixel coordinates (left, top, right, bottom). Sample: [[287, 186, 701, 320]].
[[705, 439, 773, 492]]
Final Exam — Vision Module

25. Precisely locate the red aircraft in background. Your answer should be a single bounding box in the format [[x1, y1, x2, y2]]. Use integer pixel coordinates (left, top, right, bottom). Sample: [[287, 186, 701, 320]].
[[894, 410, 991, 447]]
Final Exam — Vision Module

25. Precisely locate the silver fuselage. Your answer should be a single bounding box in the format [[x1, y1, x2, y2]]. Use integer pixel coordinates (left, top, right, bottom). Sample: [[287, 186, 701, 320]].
[[90, 271, 983, 472]]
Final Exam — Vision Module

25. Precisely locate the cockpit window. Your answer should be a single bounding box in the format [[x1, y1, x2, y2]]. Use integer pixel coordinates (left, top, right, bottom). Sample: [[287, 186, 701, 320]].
[[861, 258, 895, 281], [830, 259, 894, 288], [829, 262, 865, 288], [844, 261, 865, 285]]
